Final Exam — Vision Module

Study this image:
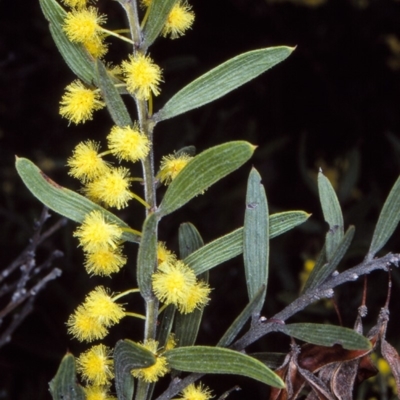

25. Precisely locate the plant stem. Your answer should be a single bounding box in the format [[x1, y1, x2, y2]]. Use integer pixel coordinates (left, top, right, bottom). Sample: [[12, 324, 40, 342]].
[[119, 0, 142, 48]]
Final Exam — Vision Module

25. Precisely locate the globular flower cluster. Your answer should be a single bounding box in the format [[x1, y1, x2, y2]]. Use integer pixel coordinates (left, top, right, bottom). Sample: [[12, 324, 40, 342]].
[[83, 384, 116, 400], [162, 1, 195, 39], [63, 6, 108, 59], [130, 339, 170, 383], [157, 153, 193, 185], [152, 243, 211, 314], [77, 344, 114, 386], [67, 286, 125, 342], [141, 0, 195, 40], [174, 383, 214, 400], [60, 80, 106, 125], [73, 210, 126, 277], [121, 53, 163, 100]]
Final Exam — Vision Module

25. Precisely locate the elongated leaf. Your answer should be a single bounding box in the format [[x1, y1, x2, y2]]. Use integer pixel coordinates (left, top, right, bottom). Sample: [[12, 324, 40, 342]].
[[15, 157, 140, 243], [157, 304, 176, 349], [159, 141, 255, 216], [49, 353, 85, 400], [184, 211, 310, 275], [337, 149, 360, 202], [175, 223, 206, 347], [155, 47, 294, 121], [303, 226, 355, 293], [178, 222, 204, 259], [217, 285, 266, 348], [164, 346, 285, 388], [114, 339, 156, 400], [369, 175, 400, 257], [142, 0, 178, 49], [318, 170, 344, 260], [244, 168, 269, 307], [137, 213, 158, 299], [96, 60, 132, 127], [40, 0, 96, 84], [281, 323, 371, 350]]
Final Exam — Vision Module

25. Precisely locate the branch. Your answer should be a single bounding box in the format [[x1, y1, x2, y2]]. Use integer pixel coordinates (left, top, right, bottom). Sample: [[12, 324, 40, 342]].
[[156, 252, 399, 400]]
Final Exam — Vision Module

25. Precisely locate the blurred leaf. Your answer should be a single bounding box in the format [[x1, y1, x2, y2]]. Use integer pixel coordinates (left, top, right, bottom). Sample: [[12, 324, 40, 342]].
[[299, 133, 318, 197], [49, 353, 85, 400], [337, 149, 360, 203], [114, 339, 156, 400], [281, 323, 371, 350], [158, 141, 255, 216], [15, 157, 140, 243], [142, 0, 178, 49], [155, 47, 294, 121], [369, 175, 400, 257], [175, 223, 206, 347], [318, 170, 344, 260], [137, 213, 158, 300], [303, 226, 355, 293], [95, 60, 132, 127], [217, 285, 266, 348], [184, 211, 310, 275], [39, 0, 96, 85], [243, 168, 269, 308], [175, 145, 196, 158], [164, 346, 285, 388]]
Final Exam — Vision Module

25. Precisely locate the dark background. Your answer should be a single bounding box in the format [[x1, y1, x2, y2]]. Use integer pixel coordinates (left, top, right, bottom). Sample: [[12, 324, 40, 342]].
[[1, 0, 400, 398]]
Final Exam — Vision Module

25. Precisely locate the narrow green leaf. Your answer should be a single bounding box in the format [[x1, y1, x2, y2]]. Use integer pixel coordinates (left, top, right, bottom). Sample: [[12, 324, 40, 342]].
[[137, 213, 159, 299], [244, 168, 269, 307], [175, 223, 206, 347], [155, 47, 293, 122], [184, 228, 243, 276], [49, 353, 85, 400], [184, 211, 310, 275], [318, 170, 344, 260], [15, 157, 140, 243], [114, 339, 156, 400], [159, 141, 255, 216], [164, 346, 285, 388], [95, 60, 132, 127], [217, 285, 266, 348], [40, 0, 96, 85], [157, 304, 176, 350], [142, 0, 178, 49], [369, 175, 400, 256], [178, 222, 204, 259], [303, 226, 355, 293], [281, 323, 371, 350]]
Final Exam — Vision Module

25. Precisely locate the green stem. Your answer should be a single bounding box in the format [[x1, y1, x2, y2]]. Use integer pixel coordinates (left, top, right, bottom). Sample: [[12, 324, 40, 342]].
[[119, 0, 142, 48], [121, 5, 160, 400]]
